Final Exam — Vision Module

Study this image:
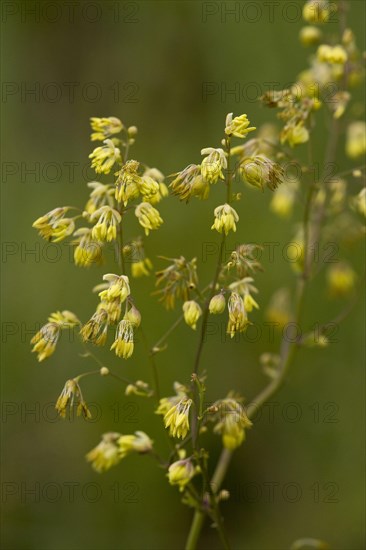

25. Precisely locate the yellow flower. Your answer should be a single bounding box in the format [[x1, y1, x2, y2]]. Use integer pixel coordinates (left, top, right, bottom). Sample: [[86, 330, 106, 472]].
[[209, 293, 226, 314], [225, 113, 256, 138], [351, 188, 366, 217], [73, 228, 103, 267], [346, 121, 366, 159], [170, 164, 209, 202], [214, 398, 252, 450], [211, 204, 239, 235], [89, 139, 121, 174], [270, 178, 299, 218], [280, 123, 309, 148], [167, 458, 197, 492], [131, 258, 153, 277], [90, 117, 123, 141], [118, 431, 153, 457], [31, 323, 61, 362], [99, 274, 131, 303], [86, 432, 122, 472], [243, 293, 259, 313], [182, 300, 202, 330], [138, 175, 160, 202], [124, 304, 141, 327], [227, 292, 248, 338], [115, 160, 142, 205], [164, 398, 192, 439], [299, 26, 322, 46], [84, 181, 115, 215], [265, 288, 292, 328], [80, 308, 109, 345], [326, 263, 356, 297], [110, 319, 134, 359], [240, 155, 284, 191], [330, 91, 350, 120], [201, 147, 227, 184], [155, 256, 198, 309], [48, 310, 80, 326], [31, 311, 79, 361], [55, 379, 91, 419], [32, 207, 75, 242], [142, 168, 168, 203], [135, 202, 163, 235], [155, 382, 188, 416], [90, 206, 121, 242], [317, 44, 348, 65], [302, 0, 330, 24]]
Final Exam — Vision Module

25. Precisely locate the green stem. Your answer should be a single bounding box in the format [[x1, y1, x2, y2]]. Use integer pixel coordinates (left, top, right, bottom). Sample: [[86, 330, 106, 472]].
[[185, 511, 205, 550], [152, 314, 184, 352]]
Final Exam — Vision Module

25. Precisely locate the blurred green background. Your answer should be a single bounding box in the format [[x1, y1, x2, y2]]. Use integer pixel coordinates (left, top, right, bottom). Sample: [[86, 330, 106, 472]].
[[1, 1, 365, 549]]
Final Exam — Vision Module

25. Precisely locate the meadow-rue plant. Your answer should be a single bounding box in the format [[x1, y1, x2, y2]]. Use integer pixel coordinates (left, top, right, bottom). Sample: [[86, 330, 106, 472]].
[[30, 2, 365, 548]]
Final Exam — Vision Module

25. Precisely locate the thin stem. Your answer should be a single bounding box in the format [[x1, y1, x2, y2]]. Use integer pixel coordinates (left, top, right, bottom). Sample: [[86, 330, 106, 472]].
[[200, 462, 231, 550], [152, 314, 184, 352], [193, 236, 225, 377]]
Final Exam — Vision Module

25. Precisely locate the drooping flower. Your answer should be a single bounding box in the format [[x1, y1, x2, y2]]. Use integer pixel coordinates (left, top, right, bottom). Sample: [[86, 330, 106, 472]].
[[90, 117, 123, 141], [209, 293, 226, 314], [201, 148, 227, 184], [118, 431, 153, 457], [115, 160, 142, 205], [346, 121, 366, 159], [155, 382, 188, 416], [80, 308, 109, 346], [211, 204, 239, 235], [326, 263, 356, 297], [89, 139, 121, 174], [31, 322, 61, 362], [227, 292, 248, 338], [55, 379, 91, 419], [73, 228, 103, 267], [135, 202, 163, 235], [240, 155, 284, 190], [167, 458, 197, 492], [299, 26, 322, 46], [280, 122, 309, 148], [265, 288, 292, 328], [164, 398, 192, 439], [213, 398, 252, 450], [31, 310, 80, 361], [86, 432, 122, 472], [98, 274, 131, 304], [90, 206, 121, 242], [317, 44, 348, 65], [155, 256, 198, 309], [302, 0, 330, 24], [110, 319, 134, 359], [270, 178, 299, 218], [351, 188, 366, 217], [32, 207, 75, 243], [182, 300, 202, 330], [170, 164, 208, 202]]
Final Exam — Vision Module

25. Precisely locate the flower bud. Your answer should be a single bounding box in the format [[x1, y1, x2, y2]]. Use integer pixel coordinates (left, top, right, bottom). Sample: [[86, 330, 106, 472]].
[[299, 26, 322, 46], [209, 293, 226, 314], [182, 300, 202, 330]]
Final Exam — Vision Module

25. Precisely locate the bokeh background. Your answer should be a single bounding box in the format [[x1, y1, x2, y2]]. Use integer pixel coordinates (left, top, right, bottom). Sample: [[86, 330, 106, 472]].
[[1, 1, 365, 549]]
